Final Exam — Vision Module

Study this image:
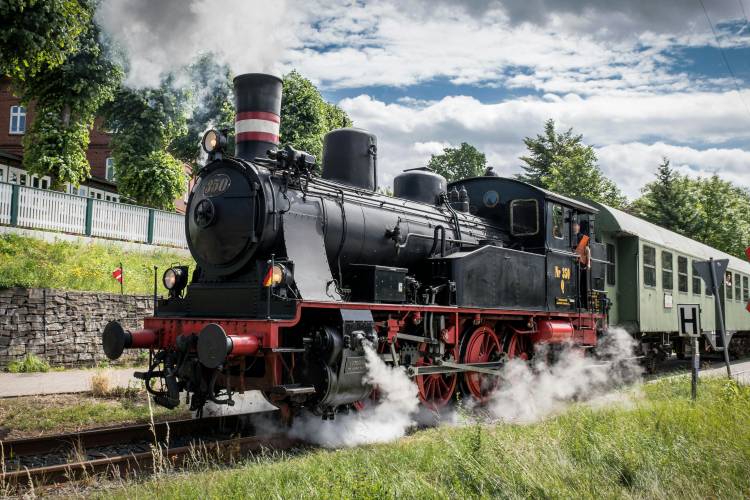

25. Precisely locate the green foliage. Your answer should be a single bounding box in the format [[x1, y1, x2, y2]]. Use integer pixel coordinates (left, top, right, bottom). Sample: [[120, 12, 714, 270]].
[[111, 377, 750, 499], [6, 353, 50, 373], [280, 70, 353, 162], [427, 142, 487, 181], [0, 234, 193, 295], [691, 175, 750, 258], [20, 19, 122, 189], [519, 119, 626, 208], [104, 80, 188, 210], [631, 158, 703, 237], [632, 161, 750, 258], [0, 0, 92, 81], [170, 54, 236, 171]]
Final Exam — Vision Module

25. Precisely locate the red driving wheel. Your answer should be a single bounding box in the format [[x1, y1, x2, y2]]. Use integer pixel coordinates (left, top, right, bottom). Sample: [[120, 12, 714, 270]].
[[505, 330, 530, 360], [416, 346, 457, 409], [462, 324, 503, 402]]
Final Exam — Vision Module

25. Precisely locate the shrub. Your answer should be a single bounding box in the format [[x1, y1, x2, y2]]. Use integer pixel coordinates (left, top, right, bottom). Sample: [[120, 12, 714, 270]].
[[6, 353, 51, 373]]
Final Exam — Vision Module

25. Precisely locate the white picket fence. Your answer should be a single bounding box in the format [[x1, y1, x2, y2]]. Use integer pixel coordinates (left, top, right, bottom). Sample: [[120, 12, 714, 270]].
[[0, 183, 11, 225], [0, 182, 187, 248], [91, 200, 150, 242], [153, 210, 186, 247], [18, 187, 88, 234]]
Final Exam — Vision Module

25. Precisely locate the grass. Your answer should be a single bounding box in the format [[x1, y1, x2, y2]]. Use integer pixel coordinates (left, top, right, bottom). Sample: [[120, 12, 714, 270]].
[[5, 353, 51, 373], [0, 391, 190, 439], [0, 233, 194, 295], [105, 377, 750, 499]]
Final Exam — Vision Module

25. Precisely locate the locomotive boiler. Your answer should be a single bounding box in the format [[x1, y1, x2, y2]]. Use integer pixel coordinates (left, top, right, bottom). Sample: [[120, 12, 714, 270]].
[[102, 73, 608, 419]]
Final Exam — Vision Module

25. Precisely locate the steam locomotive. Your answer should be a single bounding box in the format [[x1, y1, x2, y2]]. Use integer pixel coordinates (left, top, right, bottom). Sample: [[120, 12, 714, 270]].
[[102, 73, 609, 419]]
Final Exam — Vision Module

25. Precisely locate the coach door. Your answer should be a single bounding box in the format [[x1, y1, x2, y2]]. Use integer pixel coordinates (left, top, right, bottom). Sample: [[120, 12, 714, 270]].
[[546, 203, 576, 311]]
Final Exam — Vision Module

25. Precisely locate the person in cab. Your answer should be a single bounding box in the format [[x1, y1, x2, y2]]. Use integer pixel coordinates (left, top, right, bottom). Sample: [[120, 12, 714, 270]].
[[573, 219, 592, 308]]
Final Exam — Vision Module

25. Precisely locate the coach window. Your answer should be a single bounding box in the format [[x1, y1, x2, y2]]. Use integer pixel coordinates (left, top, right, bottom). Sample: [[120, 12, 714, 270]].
[[606, 243, 616, 285], [551, 204, 563, 239], [510, 199, 538, 236], [692, 260, 702, 295], [743, 276, 749, 301], [677, 256, 688, 293], [725, 271, 733, 300], [661, 251, 673, 291], [643, 245, 656, 287], [9, 105, 26, 134], [735, 273, 741, 302]]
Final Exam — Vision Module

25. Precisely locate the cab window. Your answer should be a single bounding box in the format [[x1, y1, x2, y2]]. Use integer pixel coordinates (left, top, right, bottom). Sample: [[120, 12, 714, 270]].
[[510, 199, 538, 236], [551, 204, 563, 239]]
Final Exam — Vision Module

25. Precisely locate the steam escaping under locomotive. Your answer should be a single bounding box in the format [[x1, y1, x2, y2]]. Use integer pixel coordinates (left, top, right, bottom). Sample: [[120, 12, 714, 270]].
[[101, 72, 613, 419]]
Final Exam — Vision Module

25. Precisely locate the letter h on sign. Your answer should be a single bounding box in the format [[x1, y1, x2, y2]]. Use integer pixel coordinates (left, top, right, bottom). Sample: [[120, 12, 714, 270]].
[[677, 304, 701, 337]]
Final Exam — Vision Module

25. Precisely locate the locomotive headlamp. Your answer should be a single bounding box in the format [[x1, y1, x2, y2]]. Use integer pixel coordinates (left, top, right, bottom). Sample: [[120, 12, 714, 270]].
[[202, 129, 227, 154], [263, 263, 291, 287], [163, 266, 189, 294]]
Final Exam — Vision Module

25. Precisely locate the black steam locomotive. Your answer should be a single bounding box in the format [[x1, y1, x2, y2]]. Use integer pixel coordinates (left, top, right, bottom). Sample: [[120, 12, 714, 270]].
[[102, 73, 608, 419]]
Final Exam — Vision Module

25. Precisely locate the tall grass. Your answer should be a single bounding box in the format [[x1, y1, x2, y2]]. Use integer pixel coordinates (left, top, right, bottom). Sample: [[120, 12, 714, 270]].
[[107, 377, 750, 499], [0, 234, 193, 295]]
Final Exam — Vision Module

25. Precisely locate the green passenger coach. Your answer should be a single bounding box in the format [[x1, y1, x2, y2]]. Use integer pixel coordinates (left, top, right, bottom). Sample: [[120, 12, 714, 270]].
[[586, 201, 750, 361]]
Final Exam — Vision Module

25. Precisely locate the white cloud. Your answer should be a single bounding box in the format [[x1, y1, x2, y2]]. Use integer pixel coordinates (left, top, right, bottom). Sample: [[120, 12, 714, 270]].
[[341, 90, 750, 198]]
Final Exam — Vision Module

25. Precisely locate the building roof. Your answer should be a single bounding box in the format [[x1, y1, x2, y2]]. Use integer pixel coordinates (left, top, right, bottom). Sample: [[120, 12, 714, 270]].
[[591, 201, 750, 273]]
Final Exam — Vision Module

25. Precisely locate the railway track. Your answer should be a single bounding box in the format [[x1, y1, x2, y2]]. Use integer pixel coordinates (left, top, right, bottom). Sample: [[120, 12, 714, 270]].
[[0, 411, 300, 490]]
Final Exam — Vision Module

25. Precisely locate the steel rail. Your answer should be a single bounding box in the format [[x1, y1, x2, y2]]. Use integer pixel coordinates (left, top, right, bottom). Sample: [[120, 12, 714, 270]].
[[1, 411, 295, 489]]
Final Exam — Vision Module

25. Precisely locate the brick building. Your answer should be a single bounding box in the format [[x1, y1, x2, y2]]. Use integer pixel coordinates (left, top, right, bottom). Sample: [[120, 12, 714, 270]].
[[0, 78, 191, 212]]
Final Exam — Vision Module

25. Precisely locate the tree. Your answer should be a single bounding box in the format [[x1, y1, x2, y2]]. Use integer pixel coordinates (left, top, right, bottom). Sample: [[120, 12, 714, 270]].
[[519, 119, 626, 208], [103, 80, 187, 210], [631, 158, 702, 236], [427, 143, 487, 181], [21, 20, 122, 189], [0, 0, 92, 82], [280, 70, 352, 161], [692, 175, 750, 258]]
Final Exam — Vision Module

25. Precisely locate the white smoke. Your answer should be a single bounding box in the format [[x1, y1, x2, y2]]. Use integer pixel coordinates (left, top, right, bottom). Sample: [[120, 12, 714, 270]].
[[289, 344, 420, 448], [97, 0, 293, 87], [485, 327, 642, 423]]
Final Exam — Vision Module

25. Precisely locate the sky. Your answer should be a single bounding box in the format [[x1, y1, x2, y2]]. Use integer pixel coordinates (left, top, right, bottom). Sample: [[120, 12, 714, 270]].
[[98, 0, 750, 199]]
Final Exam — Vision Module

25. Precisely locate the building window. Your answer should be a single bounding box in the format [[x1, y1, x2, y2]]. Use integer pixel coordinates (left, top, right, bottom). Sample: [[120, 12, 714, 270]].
[[662, 251, 673, 290], [510, 199, 539, 236], [743, 276, 749, 301], [725, 272, 733, 300], [677, 256, 688, 293], [19, 173, 27, 186], [105, 157, 115, 181], [9, 105, 26, 134], [606, 243, 616, 285], [0, 166, 5, 183], [643, 245, 656, 287]]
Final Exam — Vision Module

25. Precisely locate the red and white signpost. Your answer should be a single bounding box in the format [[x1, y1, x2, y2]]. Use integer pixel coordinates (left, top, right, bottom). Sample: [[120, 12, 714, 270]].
[[112, 263, 123, 295]]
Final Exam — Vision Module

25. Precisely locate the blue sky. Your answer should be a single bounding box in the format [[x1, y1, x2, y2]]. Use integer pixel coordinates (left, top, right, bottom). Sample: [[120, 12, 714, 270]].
[[101, 0, 750, 198]]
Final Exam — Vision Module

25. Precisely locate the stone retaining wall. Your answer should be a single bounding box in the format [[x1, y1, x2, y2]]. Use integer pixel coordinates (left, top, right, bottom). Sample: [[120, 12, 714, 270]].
[[0, 287, 153, 367]]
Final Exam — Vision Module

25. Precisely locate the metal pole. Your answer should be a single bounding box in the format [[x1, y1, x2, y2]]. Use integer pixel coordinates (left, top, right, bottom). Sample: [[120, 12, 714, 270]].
[[691, 336, 699, 401], [153, 266, 158, 312], [120, 261, 124, 296], [708, 257, 732, 377], [266, 254, 274, 320]]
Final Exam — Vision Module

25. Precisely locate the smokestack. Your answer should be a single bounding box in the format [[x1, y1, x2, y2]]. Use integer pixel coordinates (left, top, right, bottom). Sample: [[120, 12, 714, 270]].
[[233, 73, 282, 161]]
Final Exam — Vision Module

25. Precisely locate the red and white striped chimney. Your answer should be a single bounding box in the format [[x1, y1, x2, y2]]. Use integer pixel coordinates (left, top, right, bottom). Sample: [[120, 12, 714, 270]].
[[233, 73, 282, 161]]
